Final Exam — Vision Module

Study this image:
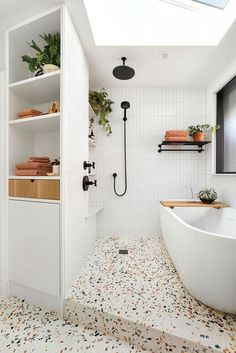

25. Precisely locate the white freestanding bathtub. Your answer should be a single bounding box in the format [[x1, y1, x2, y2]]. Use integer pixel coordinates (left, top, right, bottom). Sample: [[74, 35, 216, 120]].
[[160, 203, 236, 314]]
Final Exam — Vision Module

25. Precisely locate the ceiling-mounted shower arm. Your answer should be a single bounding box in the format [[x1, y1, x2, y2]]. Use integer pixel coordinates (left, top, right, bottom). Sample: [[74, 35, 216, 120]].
[[122, 57, 126, 65]]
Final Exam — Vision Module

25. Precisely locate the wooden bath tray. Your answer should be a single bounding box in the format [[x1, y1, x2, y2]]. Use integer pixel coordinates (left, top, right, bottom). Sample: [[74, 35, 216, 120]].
[[160, 201, 228, 209]]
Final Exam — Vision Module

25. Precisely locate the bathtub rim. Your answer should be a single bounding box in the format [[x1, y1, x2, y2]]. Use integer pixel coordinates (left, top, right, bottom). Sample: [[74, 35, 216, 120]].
[[160, 203, 235, 240]]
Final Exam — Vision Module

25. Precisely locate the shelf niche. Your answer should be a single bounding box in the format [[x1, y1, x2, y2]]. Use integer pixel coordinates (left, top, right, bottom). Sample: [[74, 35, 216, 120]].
[[9, 10, 60, 84], [8, 10, 61, 178]]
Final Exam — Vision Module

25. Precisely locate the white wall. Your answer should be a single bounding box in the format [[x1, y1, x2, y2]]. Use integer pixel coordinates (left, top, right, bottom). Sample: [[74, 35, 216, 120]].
[[206, 57, 236, 207], [90, 88, 206, 237], [63, 7, 92, 296]]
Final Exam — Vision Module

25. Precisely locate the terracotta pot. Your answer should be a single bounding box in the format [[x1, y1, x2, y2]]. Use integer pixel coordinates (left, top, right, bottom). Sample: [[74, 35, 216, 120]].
[[193, 132, 205, 142]]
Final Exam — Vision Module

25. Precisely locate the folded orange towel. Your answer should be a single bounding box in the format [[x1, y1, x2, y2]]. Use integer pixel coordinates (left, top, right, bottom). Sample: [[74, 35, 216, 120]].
[[28, 160, 50, 164], [16, 162, 52, 170], [165, 136, 189, 142], [29, 156, 50, 162], [17, 109, 43, 118], [15, 169, 48, 176], [165, 130, 188, 137]]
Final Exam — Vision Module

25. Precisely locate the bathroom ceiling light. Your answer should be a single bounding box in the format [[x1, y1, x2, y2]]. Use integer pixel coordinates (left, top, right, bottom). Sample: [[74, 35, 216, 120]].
[[83, 0, 236, 46]]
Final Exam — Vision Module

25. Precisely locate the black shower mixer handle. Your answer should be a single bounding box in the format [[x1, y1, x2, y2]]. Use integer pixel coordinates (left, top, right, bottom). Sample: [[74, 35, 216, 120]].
[[83, 160, 95, 173], [82, 176, 97, 191]]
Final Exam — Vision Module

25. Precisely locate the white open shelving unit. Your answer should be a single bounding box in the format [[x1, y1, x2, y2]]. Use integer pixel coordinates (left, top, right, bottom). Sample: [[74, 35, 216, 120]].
[[7, 7, 63, 311], [8, 12, 61, 176], [5, 5, 101, 314]]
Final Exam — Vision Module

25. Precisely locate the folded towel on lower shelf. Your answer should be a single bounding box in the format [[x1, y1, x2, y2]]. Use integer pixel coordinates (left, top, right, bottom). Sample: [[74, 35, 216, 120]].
[[16, 162, 52, 171], [29, 156, 50, 162], [165, 136, 189, 142], [165, 130, 188, 137], [15, 169, 48, 176]]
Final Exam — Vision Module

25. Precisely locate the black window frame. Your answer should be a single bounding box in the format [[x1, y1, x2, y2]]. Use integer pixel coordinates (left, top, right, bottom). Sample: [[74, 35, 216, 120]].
[[216, 75, 236, 174]]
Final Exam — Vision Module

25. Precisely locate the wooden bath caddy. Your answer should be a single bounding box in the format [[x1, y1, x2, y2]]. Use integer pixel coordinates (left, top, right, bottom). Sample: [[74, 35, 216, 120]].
[[160, 201, 228, 209]]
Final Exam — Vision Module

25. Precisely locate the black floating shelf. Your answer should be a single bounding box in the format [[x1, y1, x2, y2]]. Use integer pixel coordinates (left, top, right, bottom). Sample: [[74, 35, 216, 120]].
[[158, 141, 211, 153]]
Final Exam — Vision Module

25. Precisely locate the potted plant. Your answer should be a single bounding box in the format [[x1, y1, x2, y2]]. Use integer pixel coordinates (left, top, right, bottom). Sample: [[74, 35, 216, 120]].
[[22, 33, 60, 76], [188, 124, 220, 142], [197, 187, 217, 203], [89, 89, 114, 135], [51, 158, 60, 176]]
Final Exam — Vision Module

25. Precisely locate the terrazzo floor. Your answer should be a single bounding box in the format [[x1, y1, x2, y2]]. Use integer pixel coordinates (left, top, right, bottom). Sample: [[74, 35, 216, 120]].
[[0, 296, 150, 353], [65, 237, 236, 353]]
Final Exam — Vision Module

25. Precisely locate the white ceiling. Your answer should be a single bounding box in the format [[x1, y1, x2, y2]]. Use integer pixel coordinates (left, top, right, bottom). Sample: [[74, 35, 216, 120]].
[[67, 0, 236, 87], [0, 0, 236, 87]]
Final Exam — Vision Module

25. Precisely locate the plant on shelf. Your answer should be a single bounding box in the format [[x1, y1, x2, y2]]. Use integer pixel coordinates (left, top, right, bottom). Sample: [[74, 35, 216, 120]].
[[89, 88, 114, 135], [22, 33, 60, 76], [197, 187, 218, 204], [188, 124, 220, 142]]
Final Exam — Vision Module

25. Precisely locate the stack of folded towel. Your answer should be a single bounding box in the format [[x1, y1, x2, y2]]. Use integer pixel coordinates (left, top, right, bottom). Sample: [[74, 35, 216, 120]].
[[165, 130, 189, 141], [15, 156, 52, 176], [17, 109, 43, 119]]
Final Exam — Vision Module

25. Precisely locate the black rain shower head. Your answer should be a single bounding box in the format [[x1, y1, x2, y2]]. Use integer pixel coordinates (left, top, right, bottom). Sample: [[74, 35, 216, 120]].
[[113, 57, 135, 80]]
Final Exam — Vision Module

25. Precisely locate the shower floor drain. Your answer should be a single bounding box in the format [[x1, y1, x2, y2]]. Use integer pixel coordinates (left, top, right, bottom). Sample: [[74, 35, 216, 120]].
[[119, 249, 128, 255]]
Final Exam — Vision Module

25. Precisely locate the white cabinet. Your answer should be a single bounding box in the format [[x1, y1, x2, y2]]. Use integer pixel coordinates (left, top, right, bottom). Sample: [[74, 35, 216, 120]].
[[9, 200, 60, 297]]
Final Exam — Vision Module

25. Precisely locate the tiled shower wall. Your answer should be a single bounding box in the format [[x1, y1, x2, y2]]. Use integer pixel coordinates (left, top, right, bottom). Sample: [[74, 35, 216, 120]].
[[90, 88, 206, 237]]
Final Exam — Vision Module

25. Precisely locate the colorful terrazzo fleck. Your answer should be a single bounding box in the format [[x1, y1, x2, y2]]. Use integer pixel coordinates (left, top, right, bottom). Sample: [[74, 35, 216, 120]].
[[64, 237, 236, 353], [0, 296, 149, 352]]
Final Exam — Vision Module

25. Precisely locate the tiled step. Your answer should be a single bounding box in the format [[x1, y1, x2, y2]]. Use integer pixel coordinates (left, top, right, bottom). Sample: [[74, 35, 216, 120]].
[[0, 296, 148, 353], [64, 237, 236, 353]]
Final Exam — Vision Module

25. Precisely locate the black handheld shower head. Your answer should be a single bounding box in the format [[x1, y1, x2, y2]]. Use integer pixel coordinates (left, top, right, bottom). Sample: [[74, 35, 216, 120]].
[[121, 101, 130, 121], [113, 101, 130, 197], [121, 101, 130, 110]]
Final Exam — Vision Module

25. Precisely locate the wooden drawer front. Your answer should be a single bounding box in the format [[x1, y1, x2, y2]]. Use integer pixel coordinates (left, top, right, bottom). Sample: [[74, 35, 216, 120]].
[[9, 179, 60, 200]]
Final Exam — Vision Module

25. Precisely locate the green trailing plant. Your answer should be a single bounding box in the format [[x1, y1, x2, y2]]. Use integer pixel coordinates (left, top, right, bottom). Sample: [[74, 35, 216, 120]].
[[188, 124, 220, 136], [197, 187, 217, 203], [22, 32, 60, 76], [89, 89, 114, 135]]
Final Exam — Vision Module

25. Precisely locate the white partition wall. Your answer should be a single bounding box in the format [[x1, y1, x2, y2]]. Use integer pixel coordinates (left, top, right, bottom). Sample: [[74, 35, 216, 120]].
[[62, 7, 90, 296]]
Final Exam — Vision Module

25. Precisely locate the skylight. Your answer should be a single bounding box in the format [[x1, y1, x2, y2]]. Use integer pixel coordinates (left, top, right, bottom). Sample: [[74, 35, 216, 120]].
[[192, 0, 229, 9], [84, 0, 236, 46]]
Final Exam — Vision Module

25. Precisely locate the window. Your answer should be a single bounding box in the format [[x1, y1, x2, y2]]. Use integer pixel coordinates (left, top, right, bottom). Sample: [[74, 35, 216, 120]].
[[192, 0, 229, 9], [216, 76, 236, 173]]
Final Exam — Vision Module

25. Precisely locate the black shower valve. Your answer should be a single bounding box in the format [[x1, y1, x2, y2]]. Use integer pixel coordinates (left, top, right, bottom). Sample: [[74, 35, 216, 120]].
[[83, 160, 95, 172], [83, 176, 97, 191]]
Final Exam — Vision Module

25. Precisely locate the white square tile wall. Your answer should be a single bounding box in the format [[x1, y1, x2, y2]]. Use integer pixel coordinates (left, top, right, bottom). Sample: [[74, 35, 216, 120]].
[[90, 88, 207, 237]]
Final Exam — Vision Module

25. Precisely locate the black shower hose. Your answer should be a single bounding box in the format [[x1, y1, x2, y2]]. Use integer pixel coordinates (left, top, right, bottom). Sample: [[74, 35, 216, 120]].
[[113, 120, 127, 196]]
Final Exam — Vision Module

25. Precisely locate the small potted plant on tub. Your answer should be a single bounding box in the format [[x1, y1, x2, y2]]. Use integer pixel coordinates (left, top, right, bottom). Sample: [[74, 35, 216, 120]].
[[197, 188, 218, 204], [188, 124, 220, 142]]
